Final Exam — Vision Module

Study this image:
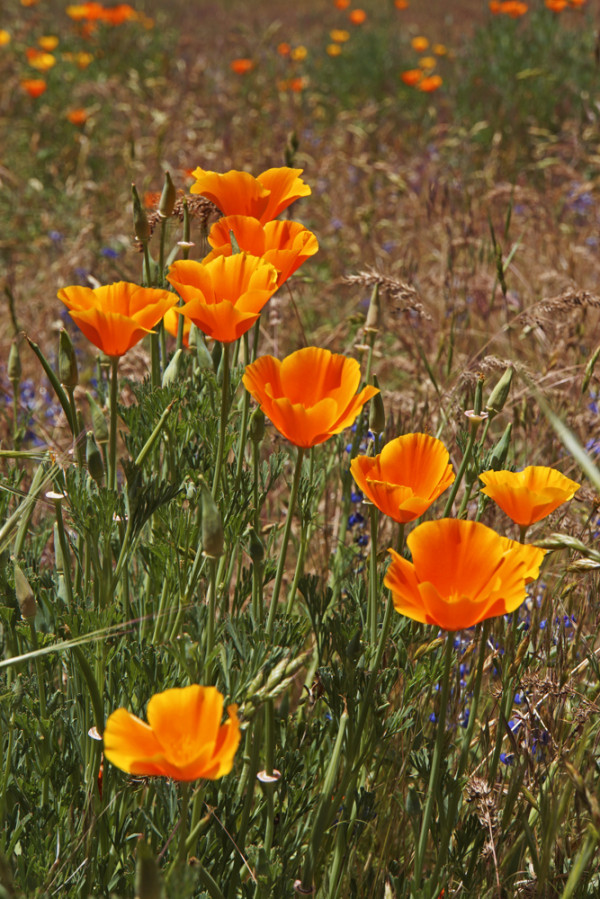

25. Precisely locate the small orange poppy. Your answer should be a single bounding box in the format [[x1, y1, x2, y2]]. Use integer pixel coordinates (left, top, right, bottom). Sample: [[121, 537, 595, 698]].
[[334, 0, 351, 8], [0, 29, 10, 46], [500, 0, 528, 15], [349, 9, 367, 24], [545, 0, 567, 9], [330, 29, 350, 42], [242, 347, 378, 448], [67, 108, 88, 125], [350, 433, 455, 524], [57, 281, 177, 357], [489, 0, 502, 10], [230, 58, 254, 74], [288, 76, 306, 91], [327, 43, 343, 56], [418, 74, 443, 92], [167, 253, 279, 344], [411, 36, 429, 52], [38, 35, 59, 51], [204, 215, 318, 287], [277, 42, 291, 56], [395, 0, 409, 8], [384, 519, 546, 630], [400, 68, 423, 86], [21, 78, 47, 97], [479, 466, 580, 526], [190, 166, 311, 224], [103, 685, 240, 781]]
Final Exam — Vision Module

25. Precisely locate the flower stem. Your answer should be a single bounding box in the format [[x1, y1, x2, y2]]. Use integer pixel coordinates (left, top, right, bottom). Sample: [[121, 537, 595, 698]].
[[267, 446, 305, 640], [413, 630, 454, 889], [212, 342, 230, 497], [108, 356, 119, 492], [368, 504, 379, 645]]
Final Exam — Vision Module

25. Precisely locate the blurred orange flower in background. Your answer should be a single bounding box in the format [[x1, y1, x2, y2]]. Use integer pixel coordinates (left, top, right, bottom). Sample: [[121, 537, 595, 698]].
[[190, 166, 311, 223], [350, 433, 455, 524], [230, 58, 254, 74], [67, 108, 88, 125], [38, 35, 59, 51], [385, 519, 546, 630], [500, 0, 528, 15], [204, 215, 319, 287], [243, 347, 378, 448], [349, 9, 367, 24], [277, 42, 291, 56], [334, 0, 351, 7], [395, 0, 410, 8], [57, 281, 176, 357], [327, 44, 342, 56], [479, 466, 580, 526], [103, 685, 240, 781], [26, 48, 56, 71], [21, 78, 47, 97], [0, 30, 12, 46], [545, 0, 567, 9], [330, 29, 350, 42], [418, 74, 443, 91], [291, 45, 308, 60], [401, 68, 423, 86], [411, 36, 429, 52], [167, 253, 279, 344]]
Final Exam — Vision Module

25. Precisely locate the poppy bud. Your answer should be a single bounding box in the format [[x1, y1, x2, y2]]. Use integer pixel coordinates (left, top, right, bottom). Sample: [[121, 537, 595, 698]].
[[14, 561, 37, 621], [158, 171, 176, 219], [86, 391, 109, 444], [86, 431, 104, 485], [248, 526, 265, 564], [134, 839, 163, 899], [249, 407, 265, 446], [190, 327, 214, 370], [132, 183, 150, 242], [8, 340, 21, 384], [485, 366, 513, 416], [369, 375, 385, 435], [488, 422, 512, 471], [200, 480, 224, 558], [59, 328, 78, 388], [161, 348, 183, 388], [364, 282, 380, 334]]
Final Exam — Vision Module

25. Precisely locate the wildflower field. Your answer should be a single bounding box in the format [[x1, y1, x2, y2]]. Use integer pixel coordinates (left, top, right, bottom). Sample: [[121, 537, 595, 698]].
[[3, 0, 600, 896]]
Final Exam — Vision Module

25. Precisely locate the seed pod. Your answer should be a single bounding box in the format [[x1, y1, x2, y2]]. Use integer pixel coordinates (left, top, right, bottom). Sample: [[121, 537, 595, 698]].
[[86, 391, 109, 444], [489, 422, 512, 471], [369, 375, 385, 435], [162, 349, 183, 388], [132, 183, 150, 243], [249, 407, 265, 446], [485, 366, 513, 416], [248, 527, 265, 564], [8, 340, 21, 384], [364, 281, 380, 334], [86, 431, 104, 485]]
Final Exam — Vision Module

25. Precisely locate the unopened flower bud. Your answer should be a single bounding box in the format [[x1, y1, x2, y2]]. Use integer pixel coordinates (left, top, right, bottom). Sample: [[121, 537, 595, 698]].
[[132, 183, 150, 242], [86, 391, 108, 444], [364, 281, 380, 334], [162, 348, 183, 388], [59, 328, 78, 388], [86, 431, 104, 485], [369, 375, 385, 435], [485, 366, 514, 416], [489, 422, 512, 471], [200, 479, 224, 558], [248, 527, 265, 564], [158, 171, 176, 219], [135, 838, 163, 899], [14, 561, 37, 621], [249, 407, 265, 446], [8, 340, 21, 384], [190, 327, 214, 370]]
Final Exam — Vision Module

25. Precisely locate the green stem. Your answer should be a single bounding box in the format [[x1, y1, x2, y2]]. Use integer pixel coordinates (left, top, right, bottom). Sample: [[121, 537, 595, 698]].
[[204, 557, 218, 683], [267, 446, 305, 640], [108, 357, 119, 492], [53, 497, 74, 608], [442, 422, 479, 517], [368, 504, 379, 646], [212, 342, 230, 497], [413, 631, 454, 890]]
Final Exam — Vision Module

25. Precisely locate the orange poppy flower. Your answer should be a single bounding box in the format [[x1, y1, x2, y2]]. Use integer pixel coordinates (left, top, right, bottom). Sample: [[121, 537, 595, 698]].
[[230, 58, 254, 74], [334, 0, 350, 7], [330, 29, 350, 42], [395, 0, 409, 8], [277, 42, 291, 56], [479, 466, 580, 526], [242, 347, 378, 448], [384, 519, 546, 630], [350, 433, 455, 524], [418, 74, 443, 92], [349, 9, 367, 24], [400, 69, 423, 86], [38, 35, 59, 51], [489, 0, 502, 10], [190, 167, 311, 224], [545, 0, 567, 9], [57, 281, 177, 357], [167, 253, 279, 344], [0, 30, 11, 46], [103, 685, 241, 781], [204, 215, 318, 287], [411, 36, 429, 52], [21, 78, 47, 97], [327, 44, 342, 56], [163, 306, 191, 346], [500, 0, 528, 15], [67, 107, 88, 125], [100, 3, 137, 24]]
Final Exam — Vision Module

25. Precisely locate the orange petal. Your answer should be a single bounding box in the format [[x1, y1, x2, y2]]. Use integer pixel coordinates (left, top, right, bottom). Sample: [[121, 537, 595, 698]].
[[103, 707, 164, 774], [256, 167, 311, 222], [68, 308, 154, 356], [190, 168, 270, 219]]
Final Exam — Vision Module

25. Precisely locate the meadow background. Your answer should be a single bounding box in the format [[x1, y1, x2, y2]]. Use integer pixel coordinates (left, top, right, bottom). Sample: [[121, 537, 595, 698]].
[[2, 0, 600, 896]]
